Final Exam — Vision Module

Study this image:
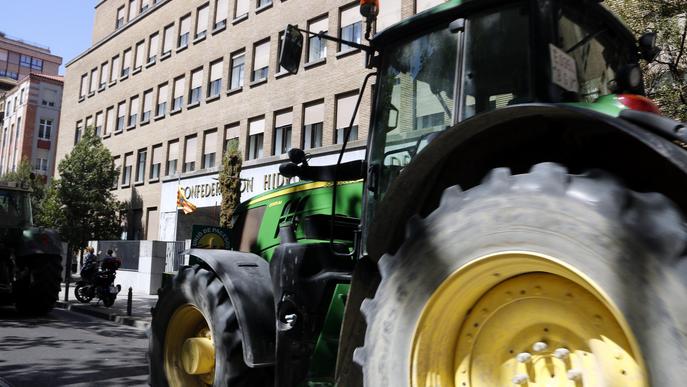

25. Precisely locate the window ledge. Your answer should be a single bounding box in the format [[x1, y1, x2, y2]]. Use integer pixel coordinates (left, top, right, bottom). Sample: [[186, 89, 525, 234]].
[[275, 70, 291, 79], [170, 108, 182, 115], [304, 58, 326, 69], [226, 87, 243, 96], [255, 3, 272, 14], [146, 59, 156, 68], [114, 130, 123, 136], [176, 45, 188, 53], [148, 177, 160, 184], [98, 85, 107, 92], [205, 94, 220, 103], [336, 48, 360, 59], [120, 74, 129, 81], [109, 80, 117, 87], [126, 124, 136, 131], [121, 183, 131, 189], [232, 13, 248, 25], [103, 133, 112, 139], [140, 119, 150, 126], [160, 51, 172, 61], [211, 23, 226, 35], [187, 101, 201, 109], [154, 113, 165, 121], [134, 181, 145, 187], [249, 78, 267, 88], [78, 96, 85, 103], [193, 34, 206, 45], [132, 67, 142, 75], [88, 91, 96, 98]]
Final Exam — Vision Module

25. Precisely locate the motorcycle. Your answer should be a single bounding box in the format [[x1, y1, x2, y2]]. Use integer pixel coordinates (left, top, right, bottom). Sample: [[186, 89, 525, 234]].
[[74, 256, 122, 307]]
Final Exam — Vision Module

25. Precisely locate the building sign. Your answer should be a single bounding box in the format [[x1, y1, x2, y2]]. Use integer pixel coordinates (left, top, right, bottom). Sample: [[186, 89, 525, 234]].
[[191, 225, 232, 249]]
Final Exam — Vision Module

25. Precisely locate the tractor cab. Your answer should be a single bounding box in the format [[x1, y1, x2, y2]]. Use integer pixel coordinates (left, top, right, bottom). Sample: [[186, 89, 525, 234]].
[[0, 184, 33, 230]]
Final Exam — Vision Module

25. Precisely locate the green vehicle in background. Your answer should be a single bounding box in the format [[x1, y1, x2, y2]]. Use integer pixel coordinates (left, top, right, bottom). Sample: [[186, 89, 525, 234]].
[[150, 0, 687, 386]]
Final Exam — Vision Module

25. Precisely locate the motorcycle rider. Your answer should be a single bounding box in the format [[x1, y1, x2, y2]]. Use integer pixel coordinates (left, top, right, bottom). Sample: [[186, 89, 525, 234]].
[[80, 246, 98, 282]]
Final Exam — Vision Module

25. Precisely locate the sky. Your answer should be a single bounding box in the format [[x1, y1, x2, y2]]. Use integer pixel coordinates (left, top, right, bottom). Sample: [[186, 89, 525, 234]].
[[0, 1, 97, 75]]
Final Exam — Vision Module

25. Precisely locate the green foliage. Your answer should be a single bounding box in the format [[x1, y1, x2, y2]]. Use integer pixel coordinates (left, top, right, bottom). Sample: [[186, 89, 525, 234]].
[[0, 159, 46, 223], [50, 127, 121, 249], [606, 0, 687, 121], [219, 139, 243, 228]]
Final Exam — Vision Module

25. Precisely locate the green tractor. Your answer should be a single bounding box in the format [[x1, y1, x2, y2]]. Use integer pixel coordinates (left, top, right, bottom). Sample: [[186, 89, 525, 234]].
[[149, 0, 687, 386], [0, 182, 63, 315]]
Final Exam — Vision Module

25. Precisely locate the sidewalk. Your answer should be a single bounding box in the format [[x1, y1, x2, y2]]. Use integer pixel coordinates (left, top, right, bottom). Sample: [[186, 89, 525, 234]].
[[56, 279, 158, 330]]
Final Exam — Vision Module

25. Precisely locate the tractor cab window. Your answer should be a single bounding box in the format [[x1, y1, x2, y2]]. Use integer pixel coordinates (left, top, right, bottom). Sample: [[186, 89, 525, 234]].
[[553, 3, 634, 102], [461, 3, 533, 119], [0, 189, 32, 227]]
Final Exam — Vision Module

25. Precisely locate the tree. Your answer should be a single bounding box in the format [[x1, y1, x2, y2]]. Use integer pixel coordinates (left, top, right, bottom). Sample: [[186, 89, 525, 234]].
[[219, 139, 242, 228], [606, 0, 687, 121], [0, 159, 46, 223], [50, 127, 121, 252]]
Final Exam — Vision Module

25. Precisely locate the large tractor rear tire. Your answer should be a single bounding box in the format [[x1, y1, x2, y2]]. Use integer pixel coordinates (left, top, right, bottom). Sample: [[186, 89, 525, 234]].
[[14, 255, 62, 315], [356, 163, 687, 387], [149, 264, 272, 387]]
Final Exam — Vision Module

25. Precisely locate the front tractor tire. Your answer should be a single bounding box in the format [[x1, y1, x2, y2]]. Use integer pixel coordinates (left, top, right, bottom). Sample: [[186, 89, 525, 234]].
[[149, 264, 271, 387], [357, 163, 687, 387], [13, 255, 62, 315]]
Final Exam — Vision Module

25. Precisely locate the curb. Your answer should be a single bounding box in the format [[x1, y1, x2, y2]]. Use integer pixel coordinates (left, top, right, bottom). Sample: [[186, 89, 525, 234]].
[[54, 301, 151, 330]]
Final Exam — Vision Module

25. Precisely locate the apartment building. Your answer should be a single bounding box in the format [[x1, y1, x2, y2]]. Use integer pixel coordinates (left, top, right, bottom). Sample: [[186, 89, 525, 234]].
[[0, 73, 63, 179], [57, 0, 445, 241], [0, 33, 62, 92]]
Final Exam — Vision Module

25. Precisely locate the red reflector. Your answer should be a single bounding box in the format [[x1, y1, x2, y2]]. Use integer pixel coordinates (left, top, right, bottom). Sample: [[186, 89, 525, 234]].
[[618, 94, 661, 115]]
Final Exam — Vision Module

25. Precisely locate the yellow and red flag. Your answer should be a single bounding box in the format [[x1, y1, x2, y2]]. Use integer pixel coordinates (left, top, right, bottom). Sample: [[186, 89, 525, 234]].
[[176, 187, 197, 214]]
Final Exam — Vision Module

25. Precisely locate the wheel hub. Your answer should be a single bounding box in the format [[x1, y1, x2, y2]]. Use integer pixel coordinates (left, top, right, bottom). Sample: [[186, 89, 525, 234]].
[[411, 252, 647, 387], [182, 337, 216, 375], [164, 304, 215, 386]]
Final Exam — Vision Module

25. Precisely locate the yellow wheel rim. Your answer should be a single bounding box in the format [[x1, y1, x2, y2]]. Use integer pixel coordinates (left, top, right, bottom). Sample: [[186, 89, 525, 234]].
[[164, 304, 215, 386], [411, 251, 647, 387]]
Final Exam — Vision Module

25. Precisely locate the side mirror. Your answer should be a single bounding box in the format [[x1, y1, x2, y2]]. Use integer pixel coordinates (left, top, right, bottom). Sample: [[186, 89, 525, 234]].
[[387, 104, 399, 132], [279, 25, 304, 74], [287, 148, 307, 165], [638, 32, 661, 62]]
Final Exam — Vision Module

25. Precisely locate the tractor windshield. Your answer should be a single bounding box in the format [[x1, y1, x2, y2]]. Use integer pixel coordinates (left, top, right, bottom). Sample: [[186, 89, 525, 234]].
[[0, 189, 32, 227]]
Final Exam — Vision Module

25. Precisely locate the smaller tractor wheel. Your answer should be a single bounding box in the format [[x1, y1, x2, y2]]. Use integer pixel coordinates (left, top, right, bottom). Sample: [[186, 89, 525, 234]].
[[14, 255, 62, 315], [74, 283, 93, 303], [149, 264, 272, 387]]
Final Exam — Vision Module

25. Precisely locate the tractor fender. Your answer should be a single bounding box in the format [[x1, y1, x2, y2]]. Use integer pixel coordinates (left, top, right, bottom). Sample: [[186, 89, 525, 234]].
[[14, 227, 63, 260], [187, 248, 275, 367], [366, 103, 687, 261]]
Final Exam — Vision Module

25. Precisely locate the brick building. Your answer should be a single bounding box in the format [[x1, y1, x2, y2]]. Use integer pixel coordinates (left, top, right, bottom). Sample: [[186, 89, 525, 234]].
[[0, 73, 64, 179], [57, 0, 444, 241], [0, 33, 62, 92]]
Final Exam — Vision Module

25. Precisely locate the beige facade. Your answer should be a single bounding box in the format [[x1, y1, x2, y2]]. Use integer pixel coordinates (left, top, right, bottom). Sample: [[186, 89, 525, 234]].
[[0, 34, 62, 92], [58, 0, 444, 241]]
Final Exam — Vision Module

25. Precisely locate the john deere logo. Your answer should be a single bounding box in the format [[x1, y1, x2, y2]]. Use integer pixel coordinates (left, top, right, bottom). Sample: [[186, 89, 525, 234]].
[[191, 225, 232, 250]]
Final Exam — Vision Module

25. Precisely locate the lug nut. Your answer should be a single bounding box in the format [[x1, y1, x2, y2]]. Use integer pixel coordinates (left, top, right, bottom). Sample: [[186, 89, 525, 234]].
[[284, 313, 297, 325], [532, 341, 548, 352], [567, 369, 582, 381], [512, 374, 529, 385], [553, 348, 570, 359], [516, 352, 532, 363]]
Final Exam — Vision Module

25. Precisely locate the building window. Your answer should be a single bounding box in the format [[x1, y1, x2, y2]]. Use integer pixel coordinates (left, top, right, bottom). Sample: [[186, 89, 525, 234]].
[[117, 102, 126, 131], [247, 117, 264, 160], [141, 90, 153, 122], [195, 5, 209, 39], [308, 17, 328, 63], [183, 135, 197, 172], [136, 149, 147, 183], [189, 68, 203, 105], [336, 92, 359, 143], [95, 112, 104, 136], [208, 60, 223, 98], [230, 52, 244, 89], [252, 40, 269, 82], [110, 55, 120, 82], [178, 15, 191, 48], [122, 49, 132, 77], [128, 0, 138, 20], [19, 55, 31, 67], [75, 121, 83, 145], [100, 61, 109, 88], [224, 124, 239, 154], [123, 153, 133, 186], [340, 5, 362, 51], [141, 0, 151, 12], [134, 41, 145, 70], [166, 140, 179, 176], [214, 0, 228, 29], [303, 101, 324, 149], [257, 0, 271, 8], [273, 110, 292, 155], [113, 156, 121, 188], [148, 33, 159, 63], [203, 130, 217, 168], [150, 144, 162, 180], [38, 119, 53, 139], [86, 116, 94, 133], [157, 83, 168, 116], [162, 24, 174, 55], [416, 0, 444, 13], [79, 74, 88, 98], [116, 6, 126, 28], [234, 0, 248, 19], [172, 76, 185, 111], [105, 107, 114, 136], [31, 58, 43, 71], [34, 158, 48, 173], [89, 68, 98, 94], [376, 0, 401, 31], [42, 89, 57, 107], [129, 96, 140, 127]]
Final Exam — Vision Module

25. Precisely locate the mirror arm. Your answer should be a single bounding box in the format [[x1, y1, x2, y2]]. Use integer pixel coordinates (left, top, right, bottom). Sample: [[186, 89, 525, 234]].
[[292, 26, 374, 54]]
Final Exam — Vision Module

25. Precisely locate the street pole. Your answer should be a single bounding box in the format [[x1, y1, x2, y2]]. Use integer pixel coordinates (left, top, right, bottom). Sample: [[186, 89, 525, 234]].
[[63, 245, 71, 301]]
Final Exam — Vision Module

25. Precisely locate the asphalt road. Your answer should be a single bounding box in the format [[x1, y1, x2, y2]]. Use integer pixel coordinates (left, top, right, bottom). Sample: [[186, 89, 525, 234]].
[[0, 306, 149, 387]]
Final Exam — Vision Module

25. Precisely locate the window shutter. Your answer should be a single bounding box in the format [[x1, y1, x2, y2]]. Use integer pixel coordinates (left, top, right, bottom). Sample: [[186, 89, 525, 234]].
[[304, 102, 324, 125], [149, 34, 159, 57], [191, 69, 203, 89], [152, 145, 162, 164], [376, 0, 402, 31], [253, 41, 270, 69], [210, 61, 223, 81], [130, 97, 140, 114], [163, 26, 174, 52], [249, 118, 265, 135], [96, 112, 104, 127], [204, 131, 217, 154], [215, 0, 228, 23], [174, 77, 185, 98], [111, 57, 120, 81], [341, 6, 359, 27], [337, 94, 358, 129], [197, 6, 209, 32], [118, 102, 127, 117], [309, 18, 328, 33], [135, 42, 145, 68], [168, 141, 179, 160], [143, 91, 153, 112], [123, 50, 132, 68], [235, 0, 248, 17], [158, 84, 168, 103], [185, 137, 197, 162], [106, 108, 115, 133], [275, 110, 292, 128], [180, 16, 191, 35], [100, 62, 109, 84]]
